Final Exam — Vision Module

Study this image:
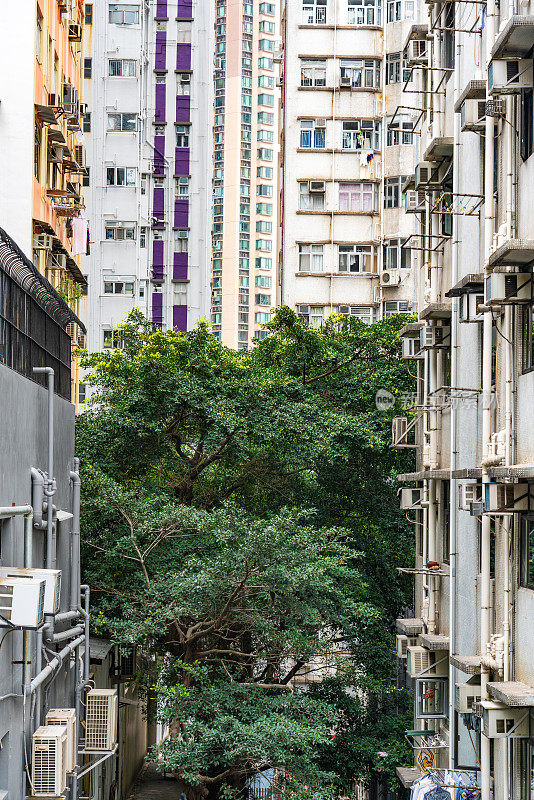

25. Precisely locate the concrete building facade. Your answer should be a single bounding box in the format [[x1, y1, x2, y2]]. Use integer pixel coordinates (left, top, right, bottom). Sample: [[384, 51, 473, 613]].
[[393, 0, 534, 794], [279, 0, 418, 326], [211, 0, 281, 348], [83, 0, 213, 357]]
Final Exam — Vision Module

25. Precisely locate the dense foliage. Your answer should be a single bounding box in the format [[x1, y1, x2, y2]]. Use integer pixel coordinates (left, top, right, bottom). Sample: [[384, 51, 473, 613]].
[[78, 308, 415, 797]]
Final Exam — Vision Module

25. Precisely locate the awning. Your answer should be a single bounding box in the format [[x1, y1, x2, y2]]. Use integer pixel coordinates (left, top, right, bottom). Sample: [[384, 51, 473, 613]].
[[35, 103, 58, 125], [0, 226, 86, 332], [89, 637, 115, 664]]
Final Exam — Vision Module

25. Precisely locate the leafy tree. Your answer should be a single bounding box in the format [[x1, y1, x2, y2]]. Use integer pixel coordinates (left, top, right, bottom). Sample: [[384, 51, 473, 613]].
[[77, 309, 415, 796]]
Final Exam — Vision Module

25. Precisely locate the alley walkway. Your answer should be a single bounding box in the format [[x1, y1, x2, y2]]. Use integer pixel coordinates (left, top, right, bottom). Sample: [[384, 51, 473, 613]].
[[128, 764, 184, 800]]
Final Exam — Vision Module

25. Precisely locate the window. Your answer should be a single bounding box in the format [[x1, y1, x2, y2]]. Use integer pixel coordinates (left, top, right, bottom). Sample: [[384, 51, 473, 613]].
[[256, 202, 273, 215], [386, 114, 414, 145], [258, 57, 273, 69], [300, 119, 326, 149], [257, 184, 273, 197], [255, 294, 271, 305], [103, 330, 125, 349], [256, 220, 272, 233], [83, 112, 91, 133], [338, 305, 374, 323], [521, 89, 534, 162], [384, 238, 411, 270], [299, 181, 325, 211], [140, 227, 147, 248], [384, 176, 404, 208], [78, 383, 87, 404], [258, 112, 274, 124], [299, 244, 324, 272], [520, 736, 534, 800], [338, 182, 378, 212], [256, 275, 272, 288], [108, 3, 139, 23], [259, 20, 275, 32], [109, 59, 136, 77], [259, 2, 275, 13], [340, 59, 381, 88], [300, 59, 327, 86], [259, 75, 275, 88], [338, 244, 376, 273], [256, 257, 272, 269], [255, 312, 272, 323], [386, 52, 410, 84], [258, 93, 274, 106], [342, 119, 380, 150], [176, 176, 189, 197], [521, 516, 534, 589], [387, 0, 414, 20], [36, 14, 42, 63], [107, 113, 137, 131], [257, 148, 273, 161], [105, 222, 136, 240], [415, 678, 448, 718], [104, 280, 135, 294], [256, 239, 272, 251], [302, 0, 327, 24], [259, 39, 275, 52], [85, 4, 93, 24], [84, 58, 92, 79], [34, 126, 41, 180], [383, 300, 411, 316], [174, 283, 187, 305], [83, 167, 90, 188], [297, 305, 324, 327], [176, 125, 190, 147], [257, 166, 273, 178], [258, 130, 274, 142], [348, 0, 381, 25], [523, 304, 534, 372], [106, 167, 136, 186]]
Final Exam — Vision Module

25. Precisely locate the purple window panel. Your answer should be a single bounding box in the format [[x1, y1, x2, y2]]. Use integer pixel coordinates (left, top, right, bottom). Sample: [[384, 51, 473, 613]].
[[153, 240, 164, 265], [156, 0, 167, 17], [152, 292, 163, 326], [154, 135, 165, 175], [155, 32, 167, 70], [177, 0, 193, 18], [155, 83, 166, 122], [174, 199, 189, 228], [176, 96, 191, 124], [176, 44, 191, 72], [173, 305, 187, 332], [174, 147, 190, 176], [153, 188, 165, 226], [152, 266, 165, 280], [173, 252, 188, 280]]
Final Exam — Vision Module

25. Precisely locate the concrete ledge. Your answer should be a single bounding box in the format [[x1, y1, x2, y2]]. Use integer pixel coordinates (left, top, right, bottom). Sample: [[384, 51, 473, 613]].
[[419, 633, 449, 651], [396, 766, 423, 787], [488, 239, 534, 269], [491, 15, 534, 59], [450, 655, 482, 674], [454, 80, 486, 113], [487, 681, 534, 707], [396, 618, 423, 635], [420, 302, 452, 320], [487, 464, 534, 480]]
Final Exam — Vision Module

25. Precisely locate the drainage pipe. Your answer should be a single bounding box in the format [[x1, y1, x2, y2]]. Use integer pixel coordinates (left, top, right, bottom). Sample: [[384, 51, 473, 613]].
[[32, 367, 56, 571], [49, 625, 85, 644], [69, 459, 81, 611], [29, 635, 85, 695], [30, 469, 46, 530]]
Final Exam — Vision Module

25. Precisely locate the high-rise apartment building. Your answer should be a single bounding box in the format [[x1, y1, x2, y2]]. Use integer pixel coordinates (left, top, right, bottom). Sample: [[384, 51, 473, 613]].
[[83, 0, 213, 355], [392, 0, 534, 794], [0, 0, 89, 403], [279, 0, 418, 326], [211, 0, 281, 349]]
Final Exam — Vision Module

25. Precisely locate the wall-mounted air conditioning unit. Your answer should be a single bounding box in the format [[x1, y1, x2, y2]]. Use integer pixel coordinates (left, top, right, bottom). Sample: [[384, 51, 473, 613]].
[[33, 234, 54, 251], [48, 145, 65, 164], [0, 568, 61, 614], [85, 689, 118, 751], [415, 162, 440, 189], [402, 337, 423, 359], [46, 709, 77, 772], [460, 99, 487, 131], [74, 145, 86, 168], [407, 646, 448, 678], [315, 118, 327, 128], [396, 634, 418, 659], [49, 253, 68, 270], [485, 273, 531, 305], [32, 725, 68, 796], [480, 700, 529, 738], [48, 93, 61, 108], [309, 181, 325, 192], [459, 292, 484, 322], [392, 417, 408, 446], [381, 269, 401, 286], [0, 578, 45, 628], [405, 189, 426, 212], [406, 38, 428, 66], [399, 487, 422, 510], [488, 59, 533, 95], [68, 23, 82, 41], [458, 483, 483, 511], [484, 483, 531, 514], [455, 677, 482, 713], [420, 326, 451, 349]]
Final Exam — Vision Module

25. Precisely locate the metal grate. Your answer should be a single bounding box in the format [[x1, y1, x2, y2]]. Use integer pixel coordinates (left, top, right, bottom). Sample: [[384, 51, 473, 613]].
[[85, 693, 113, 750]]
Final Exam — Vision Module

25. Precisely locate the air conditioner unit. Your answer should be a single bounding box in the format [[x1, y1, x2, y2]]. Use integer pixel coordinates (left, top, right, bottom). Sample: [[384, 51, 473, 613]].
[[399, 487, 422, 510], [276, 76, 283, 87], [48, 145, 65, 164], [74, 145, 86, 168], [340, 75, 352, 86], [33, 233, 54, 251], [77, 332, 87, 349], [455, 678, 482, 713], [180, 73, 191, 83], [480, 700, 529, 738], [32, 725, 68, 797], [407, 646, 448, 678], [420, 326, 450, 349], [48, 92, 61, 108], [0, 568, 61, 614], [178, 230, 188, 239], [0, 578, 45, 628], [486, 98, 505, 117], [85, 689, 118, 751], [396, 634, 418, 659], [415, 161, 440, 189], [392, 416, 408, 446], [458, 483, 483, 511], [315, 118, 327, 128], [459, 292, 484, 322], [49, 252, 68, 270], [309, 181, 325, 192], [485, 273, 531, 305], [46, 709, 77, 772], [68, 23, 82, 41], [460, 99, 487, 131], [488, 58, 533, 95], [405, 189, 426, 212], [79, 102, 88, 116], [484, 483, 531, 514], [406, 38, 428, 66], [381, 269, 400, 286], [402, 337, 424, 359]]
